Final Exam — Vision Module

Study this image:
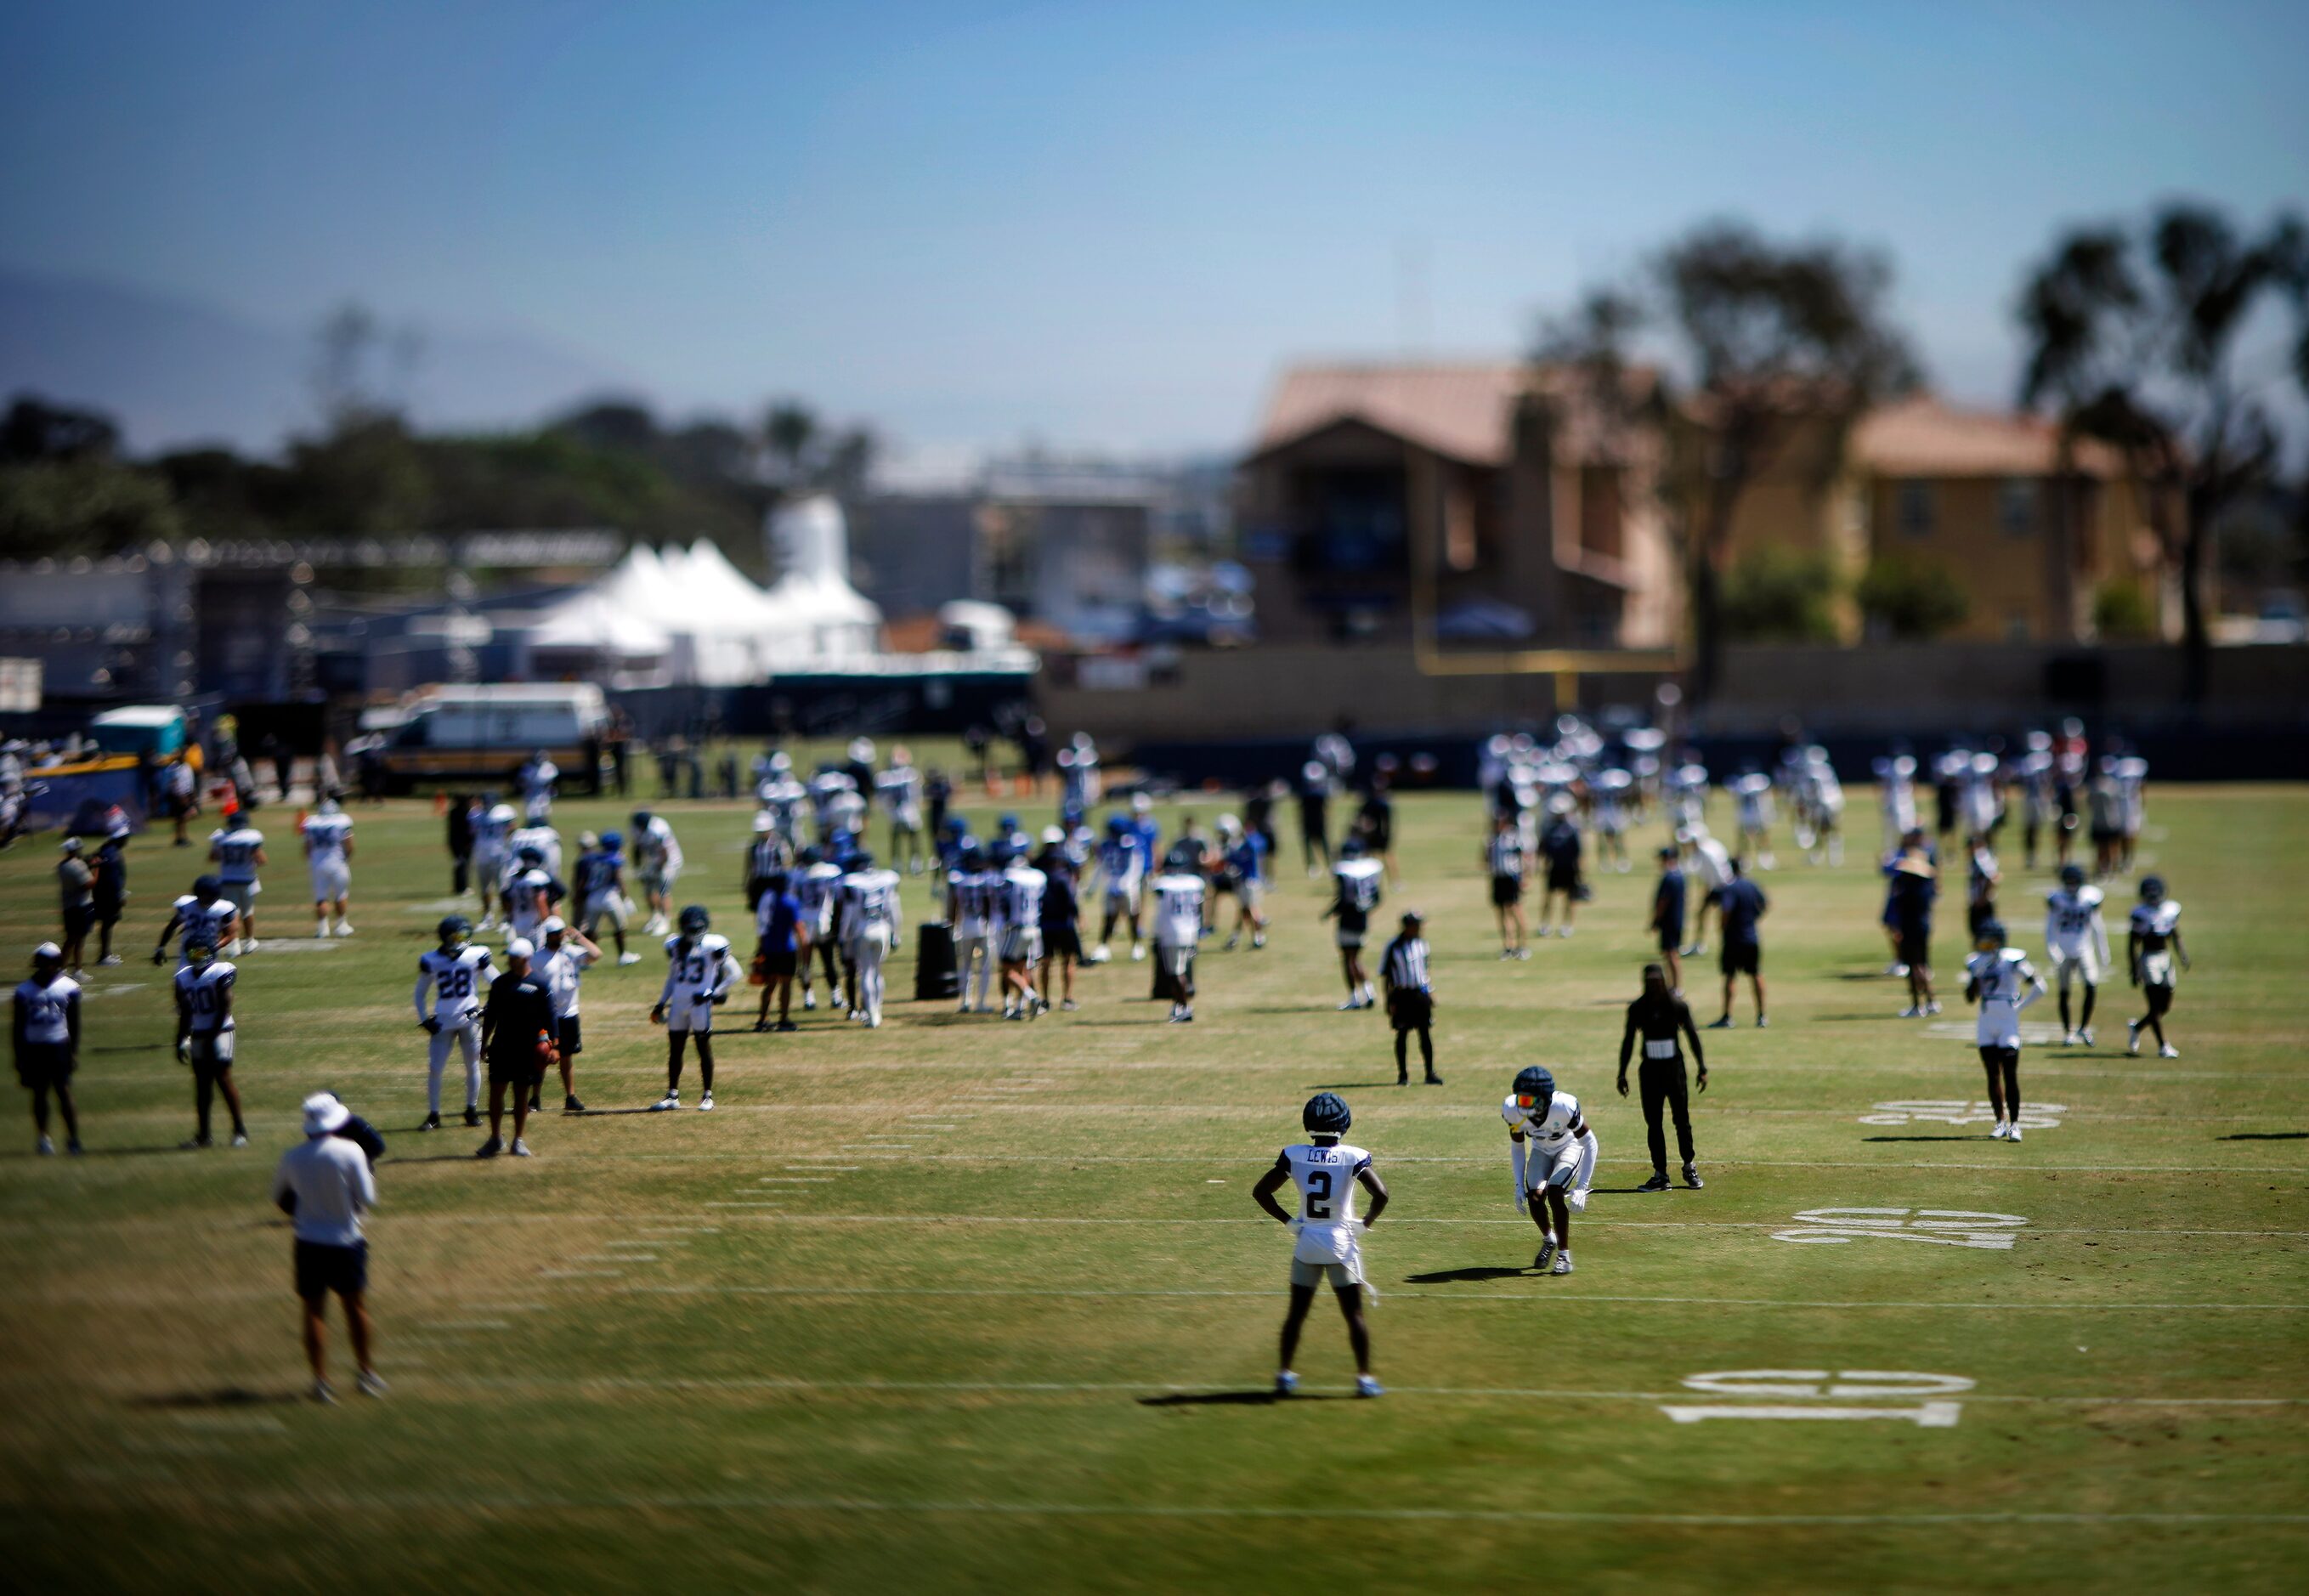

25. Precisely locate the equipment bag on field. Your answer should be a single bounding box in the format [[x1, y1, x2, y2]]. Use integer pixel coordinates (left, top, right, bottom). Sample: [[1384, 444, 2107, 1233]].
[[914, 921, 959, 1001]]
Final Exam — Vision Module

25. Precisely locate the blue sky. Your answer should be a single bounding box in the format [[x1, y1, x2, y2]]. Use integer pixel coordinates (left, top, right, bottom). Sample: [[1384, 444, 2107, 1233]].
[[3, 1, 2305, 461]]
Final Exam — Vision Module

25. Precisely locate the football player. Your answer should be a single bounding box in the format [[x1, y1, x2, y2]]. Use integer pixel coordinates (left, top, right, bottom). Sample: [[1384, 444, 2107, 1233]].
[[651, 905, 737, 1111], [172, 937, 247, 1148], [1503, 1065, 1596, 1276], [751, 869, 809, 1033], [1729, 770, 1776, 870], [1485, 809, 1530, 959], [2125, 876, 2189, 1058], [994, 840, 1047, 1020], [630, 810, 684, 936], [501, 845, 563, 946], [14, 942, 83, 1155], [1249, 1092, 1388, 1399], [471, 796, 516, 928], [536, 916, 597, 1112], [518, 748, 558, 822], [1091, 814, 1143, 965], [878, 747, 926, 874], [414, 915, 493, 1130], [946, 840, 994, 1013], [1321, 835, 1384, 1010], [207, 812, 267, 953], [1151, 846, 1207, 1023], [838, 851, 903, 1028], [1963, 919, 2046, 1141], [302, 791, 356, 937], [795, 845, 847, 1013], [153, 875, 241, 970], [2043, 863, 2112, 1044]]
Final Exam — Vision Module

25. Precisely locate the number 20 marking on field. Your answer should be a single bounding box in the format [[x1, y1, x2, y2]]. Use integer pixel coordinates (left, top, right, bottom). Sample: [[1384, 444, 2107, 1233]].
[[1770, 1208, 2030, 1250]]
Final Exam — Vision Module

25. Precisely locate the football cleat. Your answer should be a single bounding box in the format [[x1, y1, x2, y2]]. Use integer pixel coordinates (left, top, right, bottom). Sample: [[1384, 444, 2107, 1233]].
[[1551, 1248, 1575, 1276], [563, 1095, 586, 1113], [509, 1138, 532, 1157], [463, 1106, 482, 1128], [180, 1135, 212, 1151], [1899, 1005, 1922, 1018], [420, 1112, 441, 1132], [2007, 1124, 2024, 1141], [617, 951, 641, 966], [230, 1131, 249, 1148], [699, 1093, 715, 1112], [1924, 1001, 1942, 1016], [36, 1135, 54, 1156], [1274, 1371, 1299, 1397], [1682, 1163, 1704, 1189], [475, 1135, 503, 1158], [2079, 1026, 2095, 1045], [652, 1093, 680, 1112], [1706, 1015, 1734, 1029], [2158, 1044, 2180, 1059], [1355, 1376, 1384, 1398], [356, 1371, 389, 1399], [1533, 1236, 1558, 1272], [1637, 1171, 1671, 1192], [2062, 1030, 2080, 1046], [311, 1379, 336, 1406], [2125, 1020, 2143, 1056], [1991, 1121, 2010, 1140]]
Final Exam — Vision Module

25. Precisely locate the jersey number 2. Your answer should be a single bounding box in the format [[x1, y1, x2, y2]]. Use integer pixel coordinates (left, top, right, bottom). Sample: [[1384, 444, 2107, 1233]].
[[1305, 1169, 1333, 1219]]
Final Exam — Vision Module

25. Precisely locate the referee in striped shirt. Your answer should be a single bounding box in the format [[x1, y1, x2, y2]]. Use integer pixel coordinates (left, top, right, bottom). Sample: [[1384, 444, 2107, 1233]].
[[1380, 910, 1440, 1086]]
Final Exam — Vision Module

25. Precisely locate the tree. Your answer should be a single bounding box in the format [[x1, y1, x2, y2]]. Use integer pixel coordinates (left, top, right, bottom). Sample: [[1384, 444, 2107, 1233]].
[[1719, 548, 1843, 642], [2017, 202, 2308, 698], [1857, 554, 1970, 641], [1538, 222, 1918, 699], [2, 395, 122, 464]]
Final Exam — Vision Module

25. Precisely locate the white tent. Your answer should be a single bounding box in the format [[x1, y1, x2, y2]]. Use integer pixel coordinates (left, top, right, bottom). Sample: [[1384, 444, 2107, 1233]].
[[761, 496, 882, 666]]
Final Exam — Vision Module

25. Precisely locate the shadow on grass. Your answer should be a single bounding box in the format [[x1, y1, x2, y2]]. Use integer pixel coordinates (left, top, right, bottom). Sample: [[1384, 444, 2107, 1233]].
[[1863, 1135, 1980, 1142], [1307, 1081, 1401, 1091], [1137, 1390, 1344, 1407], [127, 1388, 302, 1410], [2219, 1132, 2308, 1141], [1404, 1265, 1529, 1284]]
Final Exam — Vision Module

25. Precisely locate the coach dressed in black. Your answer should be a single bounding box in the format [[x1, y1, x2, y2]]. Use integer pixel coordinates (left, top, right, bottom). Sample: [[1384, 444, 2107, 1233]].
[[1617, 962, 1706, 1191]]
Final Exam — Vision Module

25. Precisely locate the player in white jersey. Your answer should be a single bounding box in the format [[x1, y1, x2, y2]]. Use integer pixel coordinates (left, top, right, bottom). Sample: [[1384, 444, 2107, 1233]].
[[536, 915, 598, 1114], [1963, 920, 2046, 1142], [1678, 827, 1735, 957], [2114, 756, 2148, 871], [630, 810, 683, 935], [835, 853, 903, 1027], [14, 943, 83, 1155], [153, 875, 241, 970], [172, 938, 248, 1147], [947, 844, 997, 1013], [1151, 851, 1207, 1022], [877, 749, 926, 874], [1799, 747, 1845, 865], [652, 905, 737, 1111], [994, 847, 1047, 1019], [207, 818, 267, 952], [500, 847, 563, 944], [1873, 754, 1919, 851], [1729, 771, 1776, 869], [2042, 863, 2112, 1044], [2125, 876, 2189, 1058], [1323, 837, 1385, 1010], [301, 793, 356, 937], [518, 750, 558, 822], [1249, 1092, 1388, 1398], [1090, 815, 1143, 964], [1502, 1065, 1596, 1276], [414, 914, 493, 1130], [1590, 767, 1633, 872], [507, 822, 562, 882], [472, 799, 517, 928], [795, 846, 848, 1013]]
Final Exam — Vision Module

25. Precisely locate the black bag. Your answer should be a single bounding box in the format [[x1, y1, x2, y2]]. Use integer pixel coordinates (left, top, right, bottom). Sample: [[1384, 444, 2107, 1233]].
[[333, 1112, 388, 1167], [914, 921, 958, 1001]]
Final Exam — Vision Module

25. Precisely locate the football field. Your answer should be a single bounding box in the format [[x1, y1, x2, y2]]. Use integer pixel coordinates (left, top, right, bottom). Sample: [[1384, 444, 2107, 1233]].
[[0, 782, 2304, 1593]]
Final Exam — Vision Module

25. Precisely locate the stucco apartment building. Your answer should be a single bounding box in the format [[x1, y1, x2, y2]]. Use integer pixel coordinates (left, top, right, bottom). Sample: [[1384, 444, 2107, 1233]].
[[1239, 361, 2170, 650]]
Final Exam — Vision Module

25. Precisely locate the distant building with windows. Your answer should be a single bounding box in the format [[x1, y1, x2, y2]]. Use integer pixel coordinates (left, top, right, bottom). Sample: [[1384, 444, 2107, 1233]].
[[1234, 361, 1680, 648]]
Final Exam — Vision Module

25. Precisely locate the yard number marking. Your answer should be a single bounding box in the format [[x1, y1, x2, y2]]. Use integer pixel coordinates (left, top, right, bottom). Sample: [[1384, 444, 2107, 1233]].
[[1772, 1208, 2029, 1250], [1859, 1101, 2067, 1129], [1661, 1369, 1969, 1427]]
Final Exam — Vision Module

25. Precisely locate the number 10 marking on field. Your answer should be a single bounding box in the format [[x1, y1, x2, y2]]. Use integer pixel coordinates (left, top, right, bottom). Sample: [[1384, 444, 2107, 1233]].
[[1660, 1370, 1971, 1428], [1771, 1208, 2030, 1249]]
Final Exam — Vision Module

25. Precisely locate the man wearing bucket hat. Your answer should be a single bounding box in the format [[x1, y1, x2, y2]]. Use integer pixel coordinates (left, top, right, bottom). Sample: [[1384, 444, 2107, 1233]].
[[272, 1092, 383, 1403]]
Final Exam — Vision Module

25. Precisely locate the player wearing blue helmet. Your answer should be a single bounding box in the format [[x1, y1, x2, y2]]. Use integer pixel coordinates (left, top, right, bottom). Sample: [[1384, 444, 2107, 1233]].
[[1091, 812, 1144, 965], [1252, 1093, 1388, 1399], [1965, 917, 2046, 1142]]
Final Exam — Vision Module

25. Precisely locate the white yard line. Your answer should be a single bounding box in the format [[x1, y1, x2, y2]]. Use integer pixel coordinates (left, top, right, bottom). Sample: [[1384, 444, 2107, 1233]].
[[429, 1373, 2309, 1407], [111, 1489, 2309, 1527], [614, 1283, 2307, 1310]]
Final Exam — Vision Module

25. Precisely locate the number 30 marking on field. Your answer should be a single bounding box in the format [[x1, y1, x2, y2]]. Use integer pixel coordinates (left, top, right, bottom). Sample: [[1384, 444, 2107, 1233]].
[[1770, 1208, 2029, 1250]]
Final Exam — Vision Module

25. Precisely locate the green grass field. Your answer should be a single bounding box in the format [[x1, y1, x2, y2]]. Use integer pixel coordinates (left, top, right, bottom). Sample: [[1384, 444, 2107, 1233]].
[[1, 783, 2304, 1593]]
